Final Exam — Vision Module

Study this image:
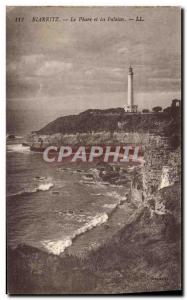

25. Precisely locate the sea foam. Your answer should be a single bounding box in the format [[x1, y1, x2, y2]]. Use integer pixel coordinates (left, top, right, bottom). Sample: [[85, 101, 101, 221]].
[[41, 212, 108, 255], [7, 144, 30, 153], [7, 182, 54, 198], [38, 182, 54, 191]]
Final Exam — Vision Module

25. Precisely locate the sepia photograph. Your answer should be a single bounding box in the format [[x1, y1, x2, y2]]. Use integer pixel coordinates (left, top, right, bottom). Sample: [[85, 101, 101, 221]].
[[6, 6, 182, 295]]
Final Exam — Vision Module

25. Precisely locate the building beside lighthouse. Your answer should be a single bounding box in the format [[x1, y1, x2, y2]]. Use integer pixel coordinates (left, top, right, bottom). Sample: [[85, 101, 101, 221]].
[[124, 66, 138, 113]]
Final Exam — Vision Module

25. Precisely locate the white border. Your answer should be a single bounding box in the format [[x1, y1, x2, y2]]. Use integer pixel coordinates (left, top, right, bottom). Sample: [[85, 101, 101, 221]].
[[2, 0, 186, 6], [1, 1, 185, 299]]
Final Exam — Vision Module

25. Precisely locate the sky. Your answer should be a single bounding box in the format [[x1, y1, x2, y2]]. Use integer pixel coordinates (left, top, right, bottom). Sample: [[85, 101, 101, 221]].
[[6, 6, 181, 133]]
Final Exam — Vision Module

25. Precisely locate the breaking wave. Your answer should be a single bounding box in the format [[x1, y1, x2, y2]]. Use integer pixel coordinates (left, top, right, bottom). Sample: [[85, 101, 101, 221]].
[[34, 176, 47, 181], [15, 135, 23, 139], [90, 193, 102, 196], [103, 203, 118, 209], [7, 182, 54, 198], [41, 192, 128, 256], [41, 212, 108, 255], [7, 144, 30, 153], [37, 182, 54, 191]]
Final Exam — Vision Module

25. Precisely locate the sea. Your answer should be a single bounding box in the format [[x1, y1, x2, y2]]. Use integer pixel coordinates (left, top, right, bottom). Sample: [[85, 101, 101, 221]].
[[7, 136, 137, 257]]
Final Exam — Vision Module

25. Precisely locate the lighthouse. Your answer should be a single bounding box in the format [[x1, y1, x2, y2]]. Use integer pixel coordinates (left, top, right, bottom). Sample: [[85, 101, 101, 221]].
[[124, 66, 138, 113], [128, 66, 133, 106]]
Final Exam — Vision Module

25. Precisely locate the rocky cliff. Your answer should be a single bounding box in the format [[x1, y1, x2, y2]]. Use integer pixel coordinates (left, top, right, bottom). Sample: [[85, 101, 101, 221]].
[[35, 107, 180, 136]]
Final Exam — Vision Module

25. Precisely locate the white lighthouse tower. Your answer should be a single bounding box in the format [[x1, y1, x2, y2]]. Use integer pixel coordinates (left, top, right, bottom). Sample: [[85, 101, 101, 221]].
[[124, 66, 138, 113]]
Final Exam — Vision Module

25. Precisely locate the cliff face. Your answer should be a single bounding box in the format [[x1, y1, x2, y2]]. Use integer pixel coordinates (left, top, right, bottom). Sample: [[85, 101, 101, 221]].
[[27, 131, 164, 148], [28, 108, 180, 153], [130, 132, 181, 222], [143, 138, 181, 196]]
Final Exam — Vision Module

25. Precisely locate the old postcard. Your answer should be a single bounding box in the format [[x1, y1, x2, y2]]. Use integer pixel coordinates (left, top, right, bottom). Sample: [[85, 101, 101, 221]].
[[6, 6, 182, 295]]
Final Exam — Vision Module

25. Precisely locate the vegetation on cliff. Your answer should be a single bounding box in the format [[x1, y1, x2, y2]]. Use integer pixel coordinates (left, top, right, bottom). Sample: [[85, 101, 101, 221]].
[[35, 106, 181, 149]]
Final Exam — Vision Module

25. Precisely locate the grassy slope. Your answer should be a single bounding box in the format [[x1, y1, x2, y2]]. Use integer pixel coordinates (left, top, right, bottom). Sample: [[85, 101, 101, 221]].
[[36, 108, 180, 137]]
